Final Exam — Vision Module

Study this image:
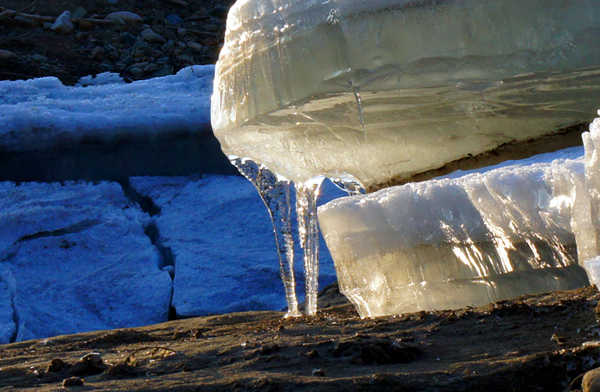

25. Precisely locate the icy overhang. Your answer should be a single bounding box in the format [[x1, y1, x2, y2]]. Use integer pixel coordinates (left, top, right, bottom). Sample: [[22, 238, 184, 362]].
[[212, 0, 600, 189]]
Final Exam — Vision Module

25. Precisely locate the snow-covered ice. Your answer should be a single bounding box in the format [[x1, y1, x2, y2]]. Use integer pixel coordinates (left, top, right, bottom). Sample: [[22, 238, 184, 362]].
[[0, 66, 214, 150], [0, 181, 172, 342], [130, 175, 341, 317]]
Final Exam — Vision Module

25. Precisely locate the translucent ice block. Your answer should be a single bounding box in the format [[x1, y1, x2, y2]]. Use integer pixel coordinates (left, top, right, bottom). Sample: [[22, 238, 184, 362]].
[[212, 0, 600, 189], [318, 154, 590, 317]]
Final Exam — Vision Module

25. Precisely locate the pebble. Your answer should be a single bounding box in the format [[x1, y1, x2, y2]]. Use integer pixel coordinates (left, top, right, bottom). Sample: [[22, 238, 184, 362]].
[[122, 32, 137, 45], [90, 46, 104, 59], [203, 24, 219, 32], [178, 54, 194, 64], [129, 67, 144, 77], [141, 28, 167, 45], [51, 11, 74, 35], [165, 14, 182, 25], [62, 377, 84, 387], [77, 20, 94, 31], [72, 7, 87, 19], [200, 36, 219, 46], [32, 54, 48, 62], [105, 15, 126, 31], [106, 11, 143, 27], [186, 41, 204, 53], [0, 49, 16, 59], [583, 367, 600, 392]]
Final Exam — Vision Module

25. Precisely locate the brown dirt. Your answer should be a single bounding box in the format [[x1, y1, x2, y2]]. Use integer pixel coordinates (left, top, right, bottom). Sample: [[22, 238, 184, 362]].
[[1, 284, 600, 391]]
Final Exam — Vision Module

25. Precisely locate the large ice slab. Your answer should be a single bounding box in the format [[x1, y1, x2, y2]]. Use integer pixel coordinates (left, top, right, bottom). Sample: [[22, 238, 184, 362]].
[[212, 0, 600, 189], [318, 148, 590, 317], [0, 181, 173, 342], [130, 175, 341, 316]]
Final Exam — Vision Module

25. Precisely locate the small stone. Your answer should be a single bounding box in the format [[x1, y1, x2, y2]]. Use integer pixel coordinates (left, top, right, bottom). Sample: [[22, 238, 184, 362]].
[[584, 367, 600, 392], [200, 36, 219, 46], [32, 54, 48, 62], [186, 41, 204, 53], [312, 368, 326, 377], [129, 67, 144, 77], [178, 54, 194, 64], [72, 7, 87, 19], [77, 20, 94, 31], [0, 49, 16, 59], [306, 349, 320, 359], [143, 63, 157, 73], [105, 15, 126, 31], [177, 28, 187, 37], [122, 32, 136, 45], [51, 11, 74, 35], [106, 11, 143, 27], [47, 358, 66, 373], [203, 24, 219, 32], [165, 14, 181, 25], [62, 376, 84, 387], [80, 352, 103, 366], [90, 46, 104, 59], [141, 28, 167, 45], [161, 41, 175, 54]]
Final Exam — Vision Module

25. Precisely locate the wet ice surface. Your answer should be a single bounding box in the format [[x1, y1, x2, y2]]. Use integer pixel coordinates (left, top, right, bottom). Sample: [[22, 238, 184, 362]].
[[319, 146, 593, 317]]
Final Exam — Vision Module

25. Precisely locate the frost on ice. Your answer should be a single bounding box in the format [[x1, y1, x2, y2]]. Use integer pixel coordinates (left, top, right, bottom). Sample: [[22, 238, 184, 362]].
[[211, 0, 600, 315]]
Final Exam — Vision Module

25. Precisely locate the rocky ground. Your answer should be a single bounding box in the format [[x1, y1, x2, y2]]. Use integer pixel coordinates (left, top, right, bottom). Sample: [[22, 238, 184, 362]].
[[0, 0, 233, 85], [1, 285, 600, 391]]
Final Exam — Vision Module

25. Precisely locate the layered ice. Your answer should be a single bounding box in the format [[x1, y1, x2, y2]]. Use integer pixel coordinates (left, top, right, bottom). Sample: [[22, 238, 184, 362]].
[[318, 147, 597, 317], [212, 0, 600, 189]]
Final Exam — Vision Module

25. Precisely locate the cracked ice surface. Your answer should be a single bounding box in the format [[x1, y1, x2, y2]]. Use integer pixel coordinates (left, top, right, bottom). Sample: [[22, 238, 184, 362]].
[[319, 147, 592, 317], [130, 175, 341, 316], [212, 0, 600, 188], [0, 181, 172, 342]]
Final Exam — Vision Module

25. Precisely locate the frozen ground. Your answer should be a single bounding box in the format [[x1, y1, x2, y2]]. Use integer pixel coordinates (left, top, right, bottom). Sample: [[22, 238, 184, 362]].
[[0, 66, 589, 343]]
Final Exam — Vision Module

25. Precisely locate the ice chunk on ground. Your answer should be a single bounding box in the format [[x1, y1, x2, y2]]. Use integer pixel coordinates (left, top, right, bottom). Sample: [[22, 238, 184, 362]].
[[212, 0, 600, 189], [319, 148, 590, 317], [0, 181, 172, 341], [130, 175, 341, 316]]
